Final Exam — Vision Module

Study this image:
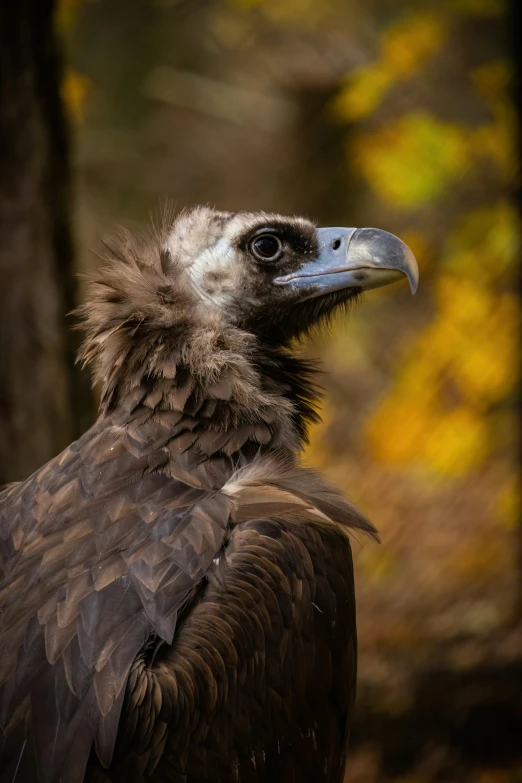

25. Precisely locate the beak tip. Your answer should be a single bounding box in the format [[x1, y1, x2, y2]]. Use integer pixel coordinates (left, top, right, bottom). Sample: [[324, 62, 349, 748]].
[[405, 249, 419, 295], [349, 228, 420, 296]]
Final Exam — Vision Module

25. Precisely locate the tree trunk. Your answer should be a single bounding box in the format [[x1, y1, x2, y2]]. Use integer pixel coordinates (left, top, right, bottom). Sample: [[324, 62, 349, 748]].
[[0, 0, 93, 484]]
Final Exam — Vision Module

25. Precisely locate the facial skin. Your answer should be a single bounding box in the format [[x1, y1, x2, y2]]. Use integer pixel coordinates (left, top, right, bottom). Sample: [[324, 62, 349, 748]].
[[164, 207, 418, 346]]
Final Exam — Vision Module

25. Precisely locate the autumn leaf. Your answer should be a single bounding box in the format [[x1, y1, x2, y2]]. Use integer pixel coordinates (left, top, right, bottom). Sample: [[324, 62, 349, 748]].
[[353, 113, 470, 208], [335, 12, 446, 121]]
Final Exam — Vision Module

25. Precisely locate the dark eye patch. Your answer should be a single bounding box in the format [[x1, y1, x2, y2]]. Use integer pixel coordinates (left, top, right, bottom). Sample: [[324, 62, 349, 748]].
[[239, 221, 318, 258]]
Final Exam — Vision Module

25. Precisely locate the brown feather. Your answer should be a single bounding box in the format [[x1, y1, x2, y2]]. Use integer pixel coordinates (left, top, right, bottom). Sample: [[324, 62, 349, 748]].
[[0, 207, 376, 783]]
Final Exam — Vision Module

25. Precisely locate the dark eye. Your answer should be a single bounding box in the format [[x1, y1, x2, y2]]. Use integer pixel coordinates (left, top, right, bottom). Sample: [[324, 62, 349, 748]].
[[250, 234, 282, 261]]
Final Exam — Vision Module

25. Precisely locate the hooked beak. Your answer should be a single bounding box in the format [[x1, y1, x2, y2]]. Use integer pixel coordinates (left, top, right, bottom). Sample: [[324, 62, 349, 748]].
[[274, 227, 419, 299]]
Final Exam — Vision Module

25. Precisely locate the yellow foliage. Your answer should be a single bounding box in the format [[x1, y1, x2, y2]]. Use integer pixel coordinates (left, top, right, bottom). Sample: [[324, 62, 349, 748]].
[[335, 12, 446, 121], [335, 66, 393, 123], [366, 277, 518, 475], [366, 184, 519, 478], [61, 69, 91, 124], [454, 296, 518, 406], [423, 407, 489, 476], [367, 395, 489, 477], [353, 113, 470, 208], [366, 398, 431, 466], [441, 202, 519, 280], [262, 2, 519, 488], [380, 12, 446, 78], [434, 275, 491, 325]]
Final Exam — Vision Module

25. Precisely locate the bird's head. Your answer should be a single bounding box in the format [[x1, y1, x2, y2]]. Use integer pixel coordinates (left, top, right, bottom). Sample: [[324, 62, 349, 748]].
[[165, 206, 418, 345], [79, 206, 418, 420]]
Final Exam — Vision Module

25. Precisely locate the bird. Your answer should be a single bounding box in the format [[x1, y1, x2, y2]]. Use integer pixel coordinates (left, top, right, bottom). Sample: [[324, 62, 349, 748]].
[[0, 206, 418, 783]]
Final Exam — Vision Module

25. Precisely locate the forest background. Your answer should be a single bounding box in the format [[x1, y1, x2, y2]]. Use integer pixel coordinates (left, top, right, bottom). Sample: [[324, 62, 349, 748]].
[[0, 0, 520, 780]]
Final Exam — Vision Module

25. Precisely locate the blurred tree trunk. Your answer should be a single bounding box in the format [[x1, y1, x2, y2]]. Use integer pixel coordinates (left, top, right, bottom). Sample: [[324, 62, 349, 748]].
[[290, 84, 353, 226], [0, 1, 93, 484]]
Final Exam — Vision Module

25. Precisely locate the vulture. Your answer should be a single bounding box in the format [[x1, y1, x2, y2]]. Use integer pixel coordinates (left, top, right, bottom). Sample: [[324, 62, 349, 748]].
[[0, 207, 418, 783]]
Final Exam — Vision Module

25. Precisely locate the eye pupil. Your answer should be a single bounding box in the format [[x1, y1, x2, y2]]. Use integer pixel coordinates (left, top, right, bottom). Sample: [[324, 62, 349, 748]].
[[252, 234, 281, 260]]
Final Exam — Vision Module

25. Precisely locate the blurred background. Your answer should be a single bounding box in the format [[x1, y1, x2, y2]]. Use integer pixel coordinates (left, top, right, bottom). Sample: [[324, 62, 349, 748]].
[[0, 0, 520, 780]]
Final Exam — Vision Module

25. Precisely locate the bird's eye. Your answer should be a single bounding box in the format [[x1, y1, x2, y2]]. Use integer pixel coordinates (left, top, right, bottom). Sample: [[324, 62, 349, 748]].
[[250, 234, 282, 261]]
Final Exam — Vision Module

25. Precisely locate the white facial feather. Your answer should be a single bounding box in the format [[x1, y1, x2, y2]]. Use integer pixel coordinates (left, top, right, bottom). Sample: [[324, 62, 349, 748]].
[[164, 209, 249, 310], [163, 206, 315, 312], [187, 237, 240, 307]]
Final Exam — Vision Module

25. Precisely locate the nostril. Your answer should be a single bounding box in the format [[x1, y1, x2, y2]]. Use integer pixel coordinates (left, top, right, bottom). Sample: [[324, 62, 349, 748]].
[[332, 239, 341, 251]]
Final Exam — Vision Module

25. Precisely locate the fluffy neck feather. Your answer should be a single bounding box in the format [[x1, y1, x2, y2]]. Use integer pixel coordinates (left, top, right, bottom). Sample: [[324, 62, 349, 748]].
[[77, 230, 321, 460]]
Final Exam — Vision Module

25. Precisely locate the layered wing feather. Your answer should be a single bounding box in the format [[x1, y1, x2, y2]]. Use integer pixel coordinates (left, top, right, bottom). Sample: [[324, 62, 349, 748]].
[[86, 464, 375, 782], [0, 421, 232, 783]]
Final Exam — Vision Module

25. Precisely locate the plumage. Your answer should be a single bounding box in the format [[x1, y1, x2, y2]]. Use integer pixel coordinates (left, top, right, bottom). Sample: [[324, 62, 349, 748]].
[[0, 206, 417, 782]]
